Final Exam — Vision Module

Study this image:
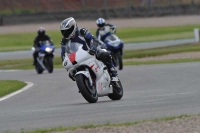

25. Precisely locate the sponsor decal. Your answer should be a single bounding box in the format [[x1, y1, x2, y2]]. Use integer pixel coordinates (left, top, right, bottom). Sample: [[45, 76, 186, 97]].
[[68, 52, 77, 65], [95, 66, 98, 72], [90, 64, 94, 69], [90, 64, 99, 72], [98, 82, 103, 93]]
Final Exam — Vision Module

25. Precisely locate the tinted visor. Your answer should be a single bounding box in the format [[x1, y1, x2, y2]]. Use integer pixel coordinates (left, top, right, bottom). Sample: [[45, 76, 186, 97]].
[[61, 26, 74, 38], [97, 23, 105, 28], [38, 31, 45, 36]]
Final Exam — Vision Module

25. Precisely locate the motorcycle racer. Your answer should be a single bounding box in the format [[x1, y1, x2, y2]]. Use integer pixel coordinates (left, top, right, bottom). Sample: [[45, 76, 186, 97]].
[[60, 17, 118, 81], [95, 18, 118, 48], [32, 27, 54, 65]]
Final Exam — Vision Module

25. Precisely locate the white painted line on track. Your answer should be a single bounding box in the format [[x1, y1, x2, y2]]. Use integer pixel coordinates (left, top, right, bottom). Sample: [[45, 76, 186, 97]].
[[0, 82, 33, 102]]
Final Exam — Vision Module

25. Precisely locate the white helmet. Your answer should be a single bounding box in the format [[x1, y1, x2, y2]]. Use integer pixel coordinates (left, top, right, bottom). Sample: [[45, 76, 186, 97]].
[[96, 18, 105, 28], [60, 17, 77, 39]]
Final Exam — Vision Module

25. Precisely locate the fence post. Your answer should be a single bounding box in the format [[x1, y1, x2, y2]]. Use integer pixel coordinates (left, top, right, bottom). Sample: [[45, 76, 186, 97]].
[[194, 28, 199, 42]]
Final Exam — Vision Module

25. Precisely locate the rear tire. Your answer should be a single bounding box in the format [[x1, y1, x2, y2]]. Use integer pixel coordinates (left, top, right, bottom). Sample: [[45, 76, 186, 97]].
[[76, 74, 98, 103], [116, 52, 123, 70], [108, 79, 123, 100]]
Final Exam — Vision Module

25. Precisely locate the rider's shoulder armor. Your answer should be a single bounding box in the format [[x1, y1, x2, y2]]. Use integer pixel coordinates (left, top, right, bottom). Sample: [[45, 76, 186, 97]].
[[79, 28, 89, 37], [79, 28, 93, 40]]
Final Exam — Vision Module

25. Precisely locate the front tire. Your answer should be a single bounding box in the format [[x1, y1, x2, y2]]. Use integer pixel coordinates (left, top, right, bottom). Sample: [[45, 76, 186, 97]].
[[35, 61, 43, 74], [45, 57, 53, 73], [76, 74, 98, 103], [108, 79, 123, 100]]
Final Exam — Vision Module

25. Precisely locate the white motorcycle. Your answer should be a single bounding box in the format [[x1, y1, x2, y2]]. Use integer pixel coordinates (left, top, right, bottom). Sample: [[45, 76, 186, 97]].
[[62, 43, 123, 103]]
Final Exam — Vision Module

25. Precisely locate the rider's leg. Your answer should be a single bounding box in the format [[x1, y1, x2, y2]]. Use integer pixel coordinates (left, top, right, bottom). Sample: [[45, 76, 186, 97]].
[[96, 49, 118, 77], [33, 52, 37, 65], [105, 59, 118, 77]]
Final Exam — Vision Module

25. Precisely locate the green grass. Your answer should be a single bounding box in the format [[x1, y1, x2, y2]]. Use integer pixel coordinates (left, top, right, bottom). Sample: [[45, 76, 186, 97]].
[[0, 24, 200, 52], [123, 42, 200, 59], [124, 31, 193, 43], [0, 80, 26, 98], [9, 114, 199, 133], [0, 57, 200, 70], [0, 57, 62, 70], [0, 31, 62, 52], [0, 43, 200, 70], [124, 58, 200, 66], [115, 25, 199, 41]]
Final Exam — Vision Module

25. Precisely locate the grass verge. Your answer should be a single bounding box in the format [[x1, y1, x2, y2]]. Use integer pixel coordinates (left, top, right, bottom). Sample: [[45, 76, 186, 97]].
[[1, 58, 200, 70], [10, 114, 200, 133], [0, 24, 200, 52], [124, 58, 200, 66], [123, 42, 200, 59], [1, 43, 200, 70], [0, 80, 26, 98]]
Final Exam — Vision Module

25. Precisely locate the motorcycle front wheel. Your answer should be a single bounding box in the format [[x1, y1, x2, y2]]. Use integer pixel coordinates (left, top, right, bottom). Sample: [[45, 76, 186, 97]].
[[35, 62, 43, 74], [76, 74, 98, 103], [45, 57, 53, 73]]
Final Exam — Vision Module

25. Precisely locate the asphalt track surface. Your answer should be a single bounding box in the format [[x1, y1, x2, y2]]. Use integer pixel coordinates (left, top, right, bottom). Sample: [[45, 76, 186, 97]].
[[1, 62, 200, 132], [0, 38, 195, 60]]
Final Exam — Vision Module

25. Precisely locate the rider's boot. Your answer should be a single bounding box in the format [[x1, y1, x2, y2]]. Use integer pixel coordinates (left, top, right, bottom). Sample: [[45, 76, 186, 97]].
[[109, 67, 118, 81], [105, 61, 118, 81]]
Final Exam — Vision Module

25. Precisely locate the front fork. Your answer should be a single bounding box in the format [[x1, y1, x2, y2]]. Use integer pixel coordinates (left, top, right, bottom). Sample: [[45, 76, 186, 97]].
[[75, 68, 93, 86]]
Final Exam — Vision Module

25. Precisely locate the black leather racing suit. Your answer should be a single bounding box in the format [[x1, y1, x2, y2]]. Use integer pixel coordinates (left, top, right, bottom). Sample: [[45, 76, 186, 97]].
[[32, 34, 53, 65]]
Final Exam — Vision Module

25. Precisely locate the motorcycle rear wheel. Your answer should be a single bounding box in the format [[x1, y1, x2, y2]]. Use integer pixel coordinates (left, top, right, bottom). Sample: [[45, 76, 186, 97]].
[[108, 79, 123, 100], [116, 52, 123, 70], [76, 74, 98, 103]]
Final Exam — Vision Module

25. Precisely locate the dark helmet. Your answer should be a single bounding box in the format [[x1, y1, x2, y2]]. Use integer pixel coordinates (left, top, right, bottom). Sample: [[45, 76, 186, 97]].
[[96, 18, 105, 28], [37, 27, 45, 36], [60, 17, 77, 39]]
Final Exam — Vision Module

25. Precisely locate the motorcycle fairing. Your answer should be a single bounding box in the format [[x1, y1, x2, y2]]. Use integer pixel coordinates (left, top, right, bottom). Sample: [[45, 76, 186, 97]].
[[37, 52, 46, 70], [68, 52, 77, 65]]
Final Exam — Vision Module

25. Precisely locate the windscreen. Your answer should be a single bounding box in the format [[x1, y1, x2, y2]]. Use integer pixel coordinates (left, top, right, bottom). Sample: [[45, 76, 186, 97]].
[[65, 42, 82, 54], [39, 41, 50, 46]]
